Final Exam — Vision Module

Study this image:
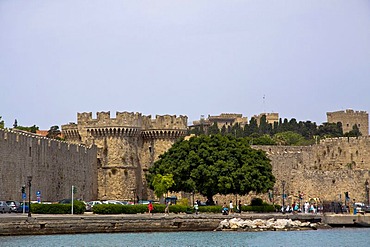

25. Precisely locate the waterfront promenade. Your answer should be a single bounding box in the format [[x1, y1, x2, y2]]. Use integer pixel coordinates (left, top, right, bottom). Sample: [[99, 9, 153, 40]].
[[1, 212, 368, 236]]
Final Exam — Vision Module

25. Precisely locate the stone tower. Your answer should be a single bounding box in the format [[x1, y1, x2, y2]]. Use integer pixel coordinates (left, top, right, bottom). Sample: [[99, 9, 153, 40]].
[[61, 111, 188, 200], [327, 109, 369, 136]]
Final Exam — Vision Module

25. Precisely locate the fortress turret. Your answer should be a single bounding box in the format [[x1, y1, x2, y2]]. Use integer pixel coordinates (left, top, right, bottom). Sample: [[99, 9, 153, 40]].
[[61, 111, 188, 201]]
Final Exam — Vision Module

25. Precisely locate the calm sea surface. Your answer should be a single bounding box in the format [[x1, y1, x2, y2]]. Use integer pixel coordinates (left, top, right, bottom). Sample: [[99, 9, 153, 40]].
[[0, 228, 369, 247]]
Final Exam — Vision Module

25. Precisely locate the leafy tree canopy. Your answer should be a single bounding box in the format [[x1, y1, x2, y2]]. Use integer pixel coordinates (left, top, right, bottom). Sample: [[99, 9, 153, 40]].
[[15, 124, 39, 133], [147, 134, 275, 204], [47, 125, 62, 139], [273, 131, 306, 146], [344, 124, 362, 137], [151, 173, 175, 199]]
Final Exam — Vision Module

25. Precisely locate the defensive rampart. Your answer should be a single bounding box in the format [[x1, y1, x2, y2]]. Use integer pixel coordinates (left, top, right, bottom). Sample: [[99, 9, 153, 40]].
[[0, 129, 98, 202], [254, 136, 370, 204]]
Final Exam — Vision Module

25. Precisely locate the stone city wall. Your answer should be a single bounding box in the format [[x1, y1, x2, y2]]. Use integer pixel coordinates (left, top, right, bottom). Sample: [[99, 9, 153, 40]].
[[0, 129, 98, 202], [255, 136, 370, 204]]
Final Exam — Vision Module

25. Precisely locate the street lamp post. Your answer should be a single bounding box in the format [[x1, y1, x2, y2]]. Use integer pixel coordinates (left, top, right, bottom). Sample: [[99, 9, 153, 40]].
[[27, 176, 32, 217], [132, 189, 136, 204], [365, 179, 369, 206], [282, 180, 286, 213]]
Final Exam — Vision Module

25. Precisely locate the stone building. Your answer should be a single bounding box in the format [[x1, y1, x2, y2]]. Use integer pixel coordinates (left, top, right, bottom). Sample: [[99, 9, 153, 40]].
[[252, 112, 279, 126], [61, 111, 188, 201], [0, 129, 97, 202], [189, 113, 249, 132], [327, 109, 369, 136]]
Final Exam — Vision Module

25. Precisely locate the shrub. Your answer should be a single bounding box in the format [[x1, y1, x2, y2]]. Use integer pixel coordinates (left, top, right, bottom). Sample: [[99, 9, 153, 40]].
[[31, 201, 85, 214], [92, 204, 192, 214], [198, 206, 223, 213], [250, 198, 263, 206], [176, 198, 189, 206]]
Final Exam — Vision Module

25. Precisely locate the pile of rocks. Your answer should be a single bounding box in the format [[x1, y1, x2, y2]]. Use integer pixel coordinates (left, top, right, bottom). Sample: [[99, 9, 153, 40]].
[[216, 218, 318, 231]]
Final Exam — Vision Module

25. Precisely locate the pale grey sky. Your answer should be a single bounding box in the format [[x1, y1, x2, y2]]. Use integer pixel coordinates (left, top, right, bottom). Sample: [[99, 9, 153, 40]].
[[1, 0, 370, 129]]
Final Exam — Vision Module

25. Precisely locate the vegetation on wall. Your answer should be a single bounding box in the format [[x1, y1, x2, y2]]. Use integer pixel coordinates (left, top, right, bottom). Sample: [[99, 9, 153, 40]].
[[0, 116, 4, 129], [147, 134, 275, 204]]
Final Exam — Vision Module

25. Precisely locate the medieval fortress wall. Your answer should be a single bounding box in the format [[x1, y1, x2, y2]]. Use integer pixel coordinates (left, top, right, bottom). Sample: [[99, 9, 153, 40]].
[[62, 111, 188, 200], [2, 109, 370, 204], [0, 129, 97, 202], [255, 137, 370, 203]]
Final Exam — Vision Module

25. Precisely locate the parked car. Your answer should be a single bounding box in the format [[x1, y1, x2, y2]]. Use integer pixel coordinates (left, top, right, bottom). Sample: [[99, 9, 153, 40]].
[[102, 200, 123, 205], [85, 201, 102, 211], [58, 199, 72, 204], [16, 202, 29, 213], [6, 200, 20, 213], [0, 201, 11, 213]]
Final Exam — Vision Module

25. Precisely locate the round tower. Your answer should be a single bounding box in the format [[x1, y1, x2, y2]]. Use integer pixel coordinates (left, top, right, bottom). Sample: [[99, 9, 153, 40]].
[[62, 111, 188, 201]]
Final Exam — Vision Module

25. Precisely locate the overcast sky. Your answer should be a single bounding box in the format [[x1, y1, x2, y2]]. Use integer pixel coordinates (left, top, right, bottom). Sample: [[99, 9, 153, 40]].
[[1, 1, 369, 130]]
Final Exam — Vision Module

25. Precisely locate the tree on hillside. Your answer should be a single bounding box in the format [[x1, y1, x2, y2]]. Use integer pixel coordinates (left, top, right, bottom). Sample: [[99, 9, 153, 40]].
[[317, 122, 343, 138], [15, 124, 39, 133], [344, 124, 362, 137], [146, 134, 275, 204], [273, 131, 306, 146], [208, 122, 219, 135]]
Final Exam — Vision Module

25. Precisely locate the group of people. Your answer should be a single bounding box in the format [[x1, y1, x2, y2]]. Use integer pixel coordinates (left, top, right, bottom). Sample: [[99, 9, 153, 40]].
[[281, 201, 319, 214], [147, 200, 172, 216], [221, 200, 242, 215]]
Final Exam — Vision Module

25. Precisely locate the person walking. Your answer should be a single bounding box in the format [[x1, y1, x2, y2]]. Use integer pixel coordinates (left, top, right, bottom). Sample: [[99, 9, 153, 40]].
[[148, 201, 154, 216], [229, 200, 234, 213], [194, 202, 199, 215], [164, 201, 170, 216]]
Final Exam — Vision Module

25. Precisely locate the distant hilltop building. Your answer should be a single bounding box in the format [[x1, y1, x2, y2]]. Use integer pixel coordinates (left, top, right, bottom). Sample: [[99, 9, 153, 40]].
[[189, 112, 279, 133], [61, 111, 188, 200], [327, 109, 369, 136], [190, 113, 249, 133], [252, 113, 279, 126]]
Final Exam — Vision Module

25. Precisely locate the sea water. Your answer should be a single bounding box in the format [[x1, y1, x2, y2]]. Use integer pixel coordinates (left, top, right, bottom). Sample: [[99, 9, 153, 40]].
[[0, 228, 369, 247]]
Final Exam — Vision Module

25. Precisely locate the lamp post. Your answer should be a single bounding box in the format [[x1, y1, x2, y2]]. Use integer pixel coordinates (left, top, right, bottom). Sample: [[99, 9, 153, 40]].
[[365, 179, 369, 206], [27, 176, 32, 217], [282, 180, 286, 213], [132, 188, 136, 204]]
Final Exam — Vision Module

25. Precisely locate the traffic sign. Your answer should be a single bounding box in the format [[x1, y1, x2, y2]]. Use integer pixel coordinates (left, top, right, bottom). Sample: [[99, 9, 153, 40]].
[[22, 193, 26, 200], [36, 190, 41, 196]]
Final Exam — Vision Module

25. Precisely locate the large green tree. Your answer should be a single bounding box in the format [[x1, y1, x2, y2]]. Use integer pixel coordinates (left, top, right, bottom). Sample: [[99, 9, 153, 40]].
[[147, 134, 275, 204]]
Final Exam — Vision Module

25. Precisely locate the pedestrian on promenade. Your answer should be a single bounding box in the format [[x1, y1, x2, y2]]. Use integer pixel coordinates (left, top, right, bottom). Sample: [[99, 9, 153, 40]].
[[229, 200, 234, 213], [194, 202, 199, 215], [164, 201, 170, 216], [148, 201, 154, 216]]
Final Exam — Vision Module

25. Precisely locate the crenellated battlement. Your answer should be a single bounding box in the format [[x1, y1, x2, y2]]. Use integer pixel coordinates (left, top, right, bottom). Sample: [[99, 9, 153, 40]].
[[77, 111, 143, 128], [141, 129, 187, 140], [0, 128, 92, 153], [61, 123, 80, 141], [142, 114, 188, 131], [327, 109, 368, 115], [87, 127, 140, 137], [209, 113, 243, 120]]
